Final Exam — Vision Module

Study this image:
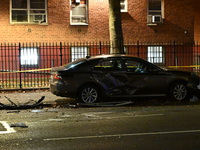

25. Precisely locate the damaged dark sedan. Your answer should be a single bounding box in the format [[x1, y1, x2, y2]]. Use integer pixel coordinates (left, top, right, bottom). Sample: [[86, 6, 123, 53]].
[[50, 54, 200, 103]]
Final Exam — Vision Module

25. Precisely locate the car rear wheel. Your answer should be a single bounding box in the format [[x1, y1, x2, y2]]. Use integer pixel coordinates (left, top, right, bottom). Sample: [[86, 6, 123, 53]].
[[170, 82, 188, 101], [78, 85, 100, 103]]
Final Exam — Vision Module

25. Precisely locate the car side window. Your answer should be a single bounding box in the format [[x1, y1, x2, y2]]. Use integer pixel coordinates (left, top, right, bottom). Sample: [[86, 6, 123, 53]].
[[93, 59, 123, 72], [125, 59, 148, 74]]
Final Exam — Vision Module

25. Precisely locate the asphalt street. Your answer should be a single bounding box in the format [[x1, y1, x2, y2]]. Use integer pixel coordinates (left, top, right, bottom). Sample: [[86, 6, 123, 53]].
[[0, 95, 200, 150]]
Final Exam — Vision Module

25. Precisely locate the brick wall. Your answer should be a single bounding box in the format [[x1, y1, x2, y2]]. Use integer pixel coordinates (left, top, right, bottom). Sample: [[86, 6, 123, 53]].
[[122, 0, 194, 42], [194, 1, 200, 42], [0, 0, 195, 43]]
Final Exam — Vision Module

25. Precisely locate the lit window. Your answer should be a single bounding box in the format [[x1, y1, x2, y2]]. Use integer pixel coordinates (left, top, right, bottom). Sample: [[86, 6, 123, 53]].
[[147, 0, 163, 24], [70, 0, 88, 25], [20, 47, 39, 67], [147, 46, 164, 64], [120, 0, 128, 12], [71, 47, 88, 61], [11, 0, 47, 24]]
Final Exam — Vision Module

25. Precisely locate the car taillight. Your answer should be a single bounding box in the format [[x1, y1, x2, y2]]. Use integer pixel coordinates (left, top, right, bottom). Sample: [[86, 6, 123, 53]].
[[53, 74, 62, 80]]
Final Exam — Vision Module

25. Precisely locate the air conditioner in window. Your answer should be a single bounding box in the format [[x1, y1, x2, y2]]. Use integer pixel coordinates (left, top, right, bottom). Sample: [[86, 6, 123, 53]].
[[72, 15, 86, 23], [152, 15, 162, 23], [71, 6, 86, 23], [33, 15, 45, 22], [148, 15, 162, 24]]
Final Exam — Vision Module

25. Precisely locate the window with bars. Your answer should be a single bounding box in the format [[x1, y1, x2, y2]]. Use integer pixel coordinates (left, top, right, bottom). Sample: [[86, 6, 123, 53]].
[[20, 47, 39, 67], [147, 46, 164, 64], [71, 47, 88, 62]]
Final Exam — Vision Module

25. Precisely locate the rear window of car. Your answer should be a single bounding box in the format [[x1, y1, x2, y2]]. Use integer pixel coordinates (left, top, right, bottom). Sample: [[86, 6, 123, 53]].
[[64, 58, 87, 69]]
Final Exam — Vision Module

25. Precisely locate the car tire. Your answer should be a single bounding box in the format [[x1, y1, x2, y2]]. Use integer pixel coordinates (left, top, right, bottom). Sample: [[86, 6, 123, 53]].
[[78, 85, 101, 103], [169, 82, 188, 101]]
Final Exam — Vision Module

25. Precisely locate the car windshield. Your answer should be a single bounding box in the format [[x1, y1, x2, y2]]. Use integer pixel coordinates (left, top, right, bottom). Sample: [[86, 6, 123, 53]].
[[64, 58, 87, 69]]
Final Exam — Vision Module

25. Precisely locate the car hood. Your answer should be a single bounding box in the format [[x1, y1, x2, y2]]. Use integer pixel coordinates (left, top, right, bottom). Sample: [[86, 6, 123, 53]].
[[164, 68, 200, 85], [162, 67, 191, 75]]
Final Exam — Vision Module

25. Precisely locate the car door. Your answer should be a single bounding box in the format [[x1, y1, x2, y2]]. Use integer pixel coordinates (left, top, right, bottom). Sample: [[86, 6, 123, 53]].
[[92, 58, 128, 96], [123, 58, 171, 97]]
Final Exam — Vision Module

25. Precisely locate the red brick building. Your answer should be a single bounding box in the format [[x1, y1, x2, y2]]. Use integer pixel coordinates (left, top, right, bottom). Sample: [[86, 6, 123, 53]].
[[0, 0, 199, 43], [0, 0, 200, 89]]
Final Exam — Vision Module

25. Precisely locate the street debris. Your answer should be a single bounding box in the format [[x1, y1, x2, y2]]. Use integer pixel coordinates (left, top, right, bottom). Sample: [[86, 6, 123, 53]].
[[48, 119, 63, 122], [7, 110, 20, 114], [0, 96, 45, 110], [31, 110, 44, 113], [9, 122, 28, 128], [77, 101, 133, 107], [31, 108, 59, 113], [190, 95, 200, 102]]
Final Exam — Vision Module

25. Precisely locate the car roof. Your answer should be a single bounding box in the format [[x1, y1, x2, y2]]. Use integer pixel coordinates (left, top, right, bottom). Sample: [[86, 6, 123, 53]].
[[86, 54, 139, 60]]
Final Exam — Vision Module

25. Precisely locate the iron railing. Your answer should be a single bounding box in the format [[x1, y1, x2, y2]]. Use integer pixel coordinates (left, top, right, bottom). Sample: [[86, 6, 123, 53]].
[[0, 41, 199, 90]]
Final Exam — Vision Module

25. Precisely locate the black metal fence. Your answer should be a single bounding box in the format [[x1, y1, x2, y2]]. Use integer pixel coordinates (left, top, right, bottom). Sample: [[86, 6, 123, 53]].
[[0, 41, 199, 90]]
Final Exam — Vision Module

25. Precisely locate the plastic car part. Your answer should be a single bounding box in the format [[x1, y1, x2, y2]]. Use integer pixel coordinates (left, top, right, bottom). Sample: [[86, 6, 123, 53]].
[[0, 96, 45, 110], [78, 85, 100, 103], [170, 82, 188, 101]]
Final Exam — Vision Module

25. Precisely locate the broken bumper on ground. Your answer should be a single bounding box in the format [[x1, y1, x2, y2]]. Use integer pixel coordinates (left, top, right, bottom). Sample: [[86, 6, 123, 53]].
[[0, 96, 45, 110]]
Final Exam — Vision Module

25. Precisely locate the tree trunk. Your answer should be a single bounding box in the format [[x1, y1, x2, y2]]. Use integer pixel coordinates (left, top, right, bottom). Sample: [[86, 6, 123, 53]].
[[108, 0, 125, 54]]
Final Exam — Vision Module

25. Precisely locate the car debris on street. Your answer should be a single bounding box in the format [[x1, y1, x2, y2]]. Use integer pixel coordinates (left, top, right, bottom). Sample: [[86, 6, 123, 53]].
[[0, 96, 45, 110]]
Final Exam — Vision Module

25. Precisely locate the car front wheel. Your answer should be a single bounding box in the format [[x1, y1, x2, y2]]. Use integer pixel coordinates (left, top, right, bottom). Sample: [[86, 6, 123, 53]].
[[170, 82, 188, 101], [78, 85, 100, 103]]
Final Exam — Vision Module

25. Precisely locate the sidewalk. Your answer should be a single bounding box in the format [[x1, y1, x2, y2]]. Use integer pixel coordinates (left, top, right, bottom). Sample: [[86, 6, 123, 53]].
[[0, 90, 76, 106]]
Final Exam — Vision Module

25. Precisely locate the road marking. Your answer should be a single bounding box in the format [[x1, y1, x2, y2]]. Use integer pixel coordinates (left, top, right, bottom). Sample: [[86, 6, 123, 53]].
[[0, 121, 16, 134], [81, 113, 164, 118], [44, 129, 200, 141], [118, 113, 164, 118], [95, 114, 164, 120]]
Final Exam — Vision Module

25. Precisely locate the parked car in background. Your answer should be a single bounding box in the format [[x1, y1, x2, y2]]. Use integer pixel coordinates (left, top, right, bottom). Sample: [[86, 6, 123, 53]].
[[50, 54, 200, 103]]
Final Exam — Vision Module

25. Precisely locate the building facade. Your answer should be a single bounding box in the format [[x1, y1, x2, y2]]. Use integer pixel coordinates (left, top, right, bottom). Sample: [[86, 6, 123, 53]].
[[0, 0, 200, 90], [0, 0, 198, 43]]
